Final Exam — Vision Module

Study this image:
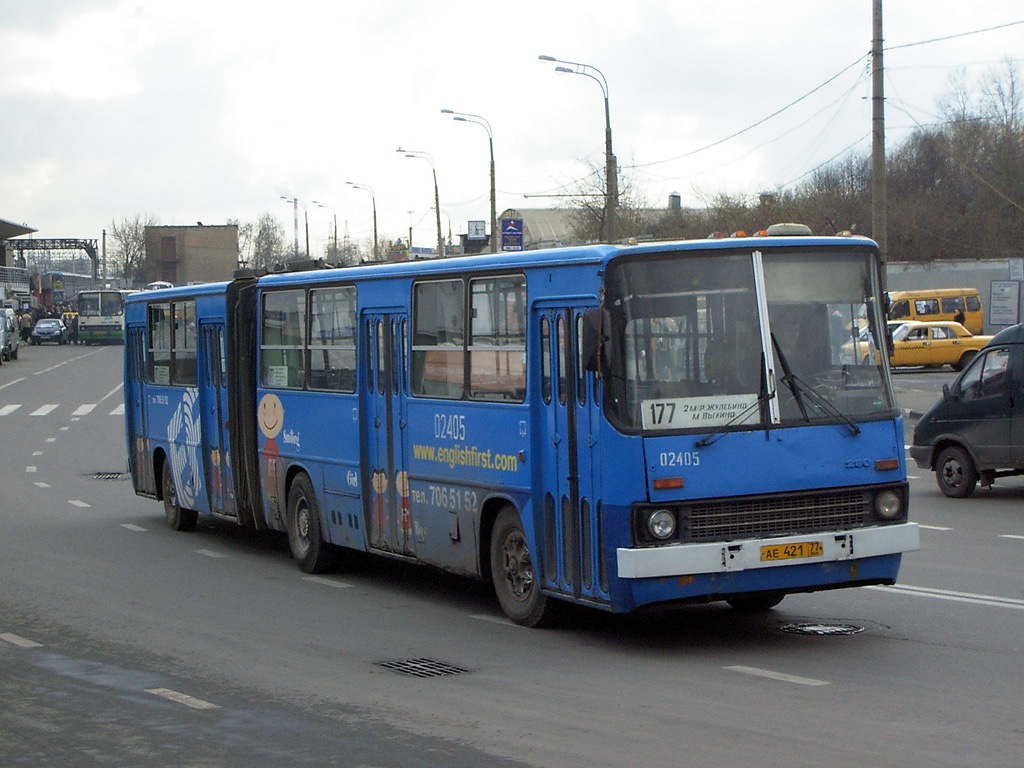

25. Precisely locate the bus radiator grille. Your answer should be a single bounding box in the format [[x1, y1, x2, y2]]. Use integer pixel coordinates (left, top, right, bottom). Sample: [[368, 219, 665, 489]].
[[686, 489, 868, 542]]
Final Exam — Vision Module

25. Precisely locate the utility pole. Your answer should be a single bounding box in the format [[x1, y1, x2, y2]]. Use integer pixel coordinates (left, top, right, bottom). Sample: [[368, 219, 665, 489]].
[[871, 0, 887, 282]]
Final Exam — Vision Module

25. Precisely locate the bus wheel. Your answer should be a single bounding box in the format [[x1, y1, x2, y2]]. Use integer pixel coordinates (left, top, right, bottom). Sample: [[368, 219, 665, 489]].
[[936, 446, 978, 498], [286, 473, 334, 573], [726, 592, 785, 611], [490, 507, 562, 627], [162, 461, 198, 531]]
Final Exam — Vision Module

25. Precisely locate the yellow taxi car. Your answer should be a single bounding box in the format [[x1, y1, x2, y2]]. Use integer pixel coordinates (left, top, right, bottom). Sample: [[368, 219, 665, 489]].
[[889, 320, 991, 371]]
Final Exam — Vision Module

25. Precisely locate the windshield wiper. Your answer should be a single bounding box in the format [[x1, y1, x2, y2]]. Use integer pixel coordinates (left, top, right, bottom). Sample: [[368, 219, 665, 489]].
[[771, 333, 859, 436], [781, 372, 861, 436], [696, 353, 773, 448]]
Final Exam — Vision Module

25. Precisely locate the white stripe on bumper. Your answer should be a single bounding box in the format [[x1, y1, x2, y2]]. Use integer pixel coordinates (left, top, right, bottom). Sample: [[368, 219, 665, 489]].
[[617, 523, 920, 579]]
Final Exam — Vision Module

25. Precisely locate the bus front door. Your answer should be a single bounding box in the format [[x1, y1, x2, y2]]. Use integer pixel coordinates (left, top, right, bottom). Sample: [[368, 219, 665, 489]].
[[364, 312, 414, 556], [537, 306, 606, 603]]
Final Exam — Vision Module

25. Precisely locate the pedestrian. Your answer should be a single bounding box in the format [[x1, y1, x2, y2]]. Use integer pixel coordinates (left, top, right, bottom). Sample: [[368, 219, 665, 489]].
[[953, 307, 966, 326], [70, 313, 79, 345], [20, 310, 32, 342]]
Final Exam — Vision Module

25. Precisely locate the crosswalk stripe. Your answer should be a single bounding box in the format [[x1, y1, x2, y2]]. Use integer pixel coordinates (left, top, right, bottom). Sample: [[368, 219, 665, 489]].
[[0, 403, 125, 417]]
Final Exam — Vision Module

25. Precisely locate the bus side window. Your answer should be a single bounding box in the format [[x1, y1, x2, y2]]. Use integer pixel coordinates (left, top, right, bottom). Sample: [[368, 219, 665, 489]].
[[889, 300, 909, 320], [469, 275, 526, 401], [261, 289, 306, 389]]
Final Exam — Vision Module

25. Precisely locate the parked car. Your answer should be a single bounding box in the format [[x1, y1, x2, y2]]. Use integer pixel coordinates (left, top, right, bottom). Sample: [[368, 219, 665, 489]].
[[838, 321, 906, 365], [31, 318, 69, 345], [911, 323, 1024, 497], [887, 320, 991, 371]]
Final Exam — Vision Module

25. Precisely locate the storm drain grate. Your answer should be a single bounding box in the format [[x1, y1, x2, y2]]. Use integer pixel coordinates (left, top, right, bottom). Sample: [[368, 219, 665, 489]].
[[780, 622, 865, 636], [92, 472, 127, 481], [377, 658, 469, 678]]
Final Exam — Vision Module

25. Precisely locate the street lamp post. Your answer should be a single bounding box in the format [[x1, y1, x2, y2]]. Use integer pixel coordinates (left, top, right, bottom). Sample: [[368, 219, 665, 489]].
[[441, 109, 496, 253], [397, 147, 444, 258], [279, 195, 310, 259], [346, 182, 379, 262], [538, 54, 617, 243], [311, 200, 338, 263]]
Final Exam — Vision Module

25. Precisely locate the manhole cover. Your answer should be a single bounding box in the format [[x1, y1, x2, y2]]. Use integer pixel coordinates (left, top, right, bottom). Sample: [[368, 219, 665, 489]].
[[779, 622, 865, 636], [92, 472, 127, 481], [378, 658, 468, 678]]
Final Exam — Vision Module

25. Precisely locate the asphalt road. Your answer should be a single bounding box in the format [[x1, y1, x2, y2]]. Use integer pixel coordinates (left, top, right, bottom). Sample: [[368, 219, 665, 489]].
[[1, 346, 1021, 767]]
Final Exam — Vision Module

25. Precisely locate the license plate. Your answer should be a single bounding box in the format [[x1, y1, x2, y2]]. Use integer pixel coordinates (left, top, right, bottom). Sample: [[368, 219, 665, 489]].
[[760, 540, 824, 562]]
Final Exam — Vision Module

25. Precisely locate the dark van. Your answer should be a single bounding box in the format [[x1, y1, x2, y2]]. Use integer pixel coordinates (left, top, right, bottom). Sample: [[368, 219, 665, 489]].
[[910, 323, 1024, 497]]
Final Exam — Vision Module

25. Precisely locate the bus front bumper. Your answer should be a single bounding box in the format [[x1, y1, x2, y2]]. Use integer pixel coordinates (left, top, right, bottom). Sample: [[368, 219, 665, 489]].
[[616, 523, 920, 579]]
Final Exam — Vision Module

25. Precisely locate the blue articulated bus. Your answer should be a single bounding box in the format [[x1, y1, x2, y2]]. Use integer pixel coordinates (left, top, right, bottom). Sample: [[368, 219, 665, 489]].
[[124, 228, 919, 626]]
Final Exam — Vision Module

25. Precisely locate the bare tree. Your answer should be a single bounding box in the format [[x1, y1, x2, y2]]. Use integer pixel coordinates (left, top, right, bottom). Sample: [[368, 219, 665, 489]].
[[248, 213, 288, 271], [109, 214, 157, 285]]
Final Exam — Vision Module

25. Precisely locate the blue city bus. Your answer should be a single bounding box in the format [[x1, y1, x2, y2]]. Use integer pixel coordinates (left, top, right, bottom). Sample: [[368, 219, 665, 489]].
[[124, 229, 919, 626]]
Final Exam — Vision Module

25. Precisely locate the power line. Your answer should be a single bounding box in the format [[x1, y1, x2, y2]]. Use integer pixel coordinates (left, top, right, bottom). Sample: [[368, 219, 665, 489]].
[[884, 19, 1024, 52]]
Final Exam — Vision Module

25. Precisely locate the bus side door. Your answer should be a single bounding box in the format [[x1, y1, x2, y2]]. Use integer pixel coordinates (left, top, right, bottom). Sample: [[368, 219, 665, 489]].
[[125, 325, 155, 495], [536, 304, 605, 602], [363, 311, 414, 556], [200, 322, 234, 518]]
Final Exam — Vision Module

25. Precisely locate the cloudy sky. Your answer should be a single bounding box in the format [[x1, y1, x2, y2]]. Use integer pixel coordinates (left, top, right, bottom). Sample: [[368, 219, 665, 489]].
[[1, 0, 1021, 257]]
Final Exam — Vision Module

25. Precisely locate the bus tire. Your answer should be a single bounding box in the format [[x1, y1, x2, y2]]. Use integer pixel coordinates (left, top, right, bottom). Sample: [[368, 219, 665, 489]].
[[726, 592, 785, 611], [162, 461, 198, 531], [286, 473, 334, 573], [936, 445, 978, 498], [490, 506, 563, 628]]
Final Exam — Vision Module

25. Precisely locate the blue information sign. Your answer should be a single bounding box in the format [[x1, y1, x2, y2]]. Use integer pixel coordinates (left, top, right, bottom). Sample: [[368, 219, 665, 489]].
[[501, 218, 523, 251]]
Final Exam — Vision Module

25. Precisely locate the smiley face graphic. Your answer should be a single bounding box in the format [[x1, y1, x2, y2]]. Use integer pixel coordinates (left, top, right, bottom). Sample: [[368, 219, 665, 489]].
[[257, 393, 284, 439]]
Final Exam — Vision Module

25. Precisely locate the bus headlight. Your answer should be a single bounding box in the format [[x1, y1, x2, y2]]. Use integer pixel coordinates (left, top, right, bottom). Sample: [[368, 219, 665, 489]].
[[874, 489, 902, 520], [647, 509, 677, 540]]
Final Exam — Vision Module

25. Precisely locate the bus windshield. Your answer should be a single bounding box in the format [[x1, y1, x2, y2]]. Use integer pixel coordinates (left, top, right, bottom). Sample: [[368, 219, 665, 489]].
[[78, 291, 125, 316], [603, 247, 894, 432]]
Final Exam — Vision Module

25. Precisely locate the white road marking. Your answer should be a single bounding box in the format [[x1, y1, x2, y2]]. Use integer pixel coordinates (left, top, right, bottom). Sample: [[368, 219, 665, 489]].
[[30, 404, 59, 416], [68, 500, 90, 508], [302, 576, 353, 589], [195, 549, 228, 559], [45, 437, 55, 443], [470, 614, 519, 627], [145, 688, 219, 710], [32, 451, 43, 456], [999, 534, 1024, 541], [0, 632, 43, 648], [0, 378, 26, 391], [724, 665, 830, 687], [918, 524, 952, 531], [120, 523, 147, 532], [868, 584, 1024, 610], [34, 482, 50, 488], [109, 404, 125, 416], [0, 404, 21, 415], [25, 466, 36, 473]]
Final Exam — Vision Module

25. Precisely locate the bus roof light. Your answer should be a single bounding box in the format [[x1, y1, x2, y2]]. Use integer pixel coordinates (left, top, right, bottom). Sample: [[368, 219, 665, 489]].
[[765, 223, 812, 236]]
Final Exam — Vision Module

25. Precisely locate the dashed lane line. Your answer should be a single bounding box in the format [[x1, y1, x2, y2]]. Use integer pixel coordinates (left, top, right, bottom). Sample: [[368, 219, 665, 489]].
[[0, 632, 43, 648], [145, 688, 219, 710], [724, 665, 830, 687]]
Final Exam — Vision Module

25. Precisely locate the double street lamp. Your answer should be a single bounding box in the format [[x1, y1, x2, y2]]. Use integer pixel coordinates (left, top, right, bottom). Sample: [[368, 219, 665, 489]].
[[441, 109, 496, 253], [397, 148, 444, 258], [538, 54, 618, 243], [311, 200, 338, 263], [346, 182, 379, 262]]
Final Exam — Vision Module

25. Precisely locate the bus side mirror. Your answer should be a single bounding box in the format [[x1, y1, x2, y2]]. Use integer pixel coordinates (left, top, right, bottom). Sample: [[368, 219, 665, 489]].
[[581, 308, 605, 372]]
